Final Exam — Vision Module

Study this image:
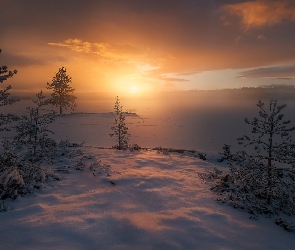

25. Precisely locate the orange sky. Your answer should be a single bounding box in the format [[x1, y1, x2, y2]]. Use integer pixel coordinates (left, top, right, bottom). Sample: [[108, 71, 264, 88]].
[[1, 0, 295, 96]]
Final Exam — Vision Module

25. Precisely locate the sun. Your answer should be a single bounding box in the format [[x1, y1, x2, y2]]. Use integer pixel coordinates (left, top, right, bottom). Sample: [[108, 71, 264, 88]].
[[130, 85, 139, 94]]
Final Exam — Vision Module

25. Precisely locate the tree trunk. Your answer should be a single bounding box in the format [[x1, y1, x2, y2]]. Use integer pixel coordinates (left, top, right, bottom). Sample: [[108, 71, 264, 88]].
[[267, 121, 274, 205], [118, 125, 121, 150]]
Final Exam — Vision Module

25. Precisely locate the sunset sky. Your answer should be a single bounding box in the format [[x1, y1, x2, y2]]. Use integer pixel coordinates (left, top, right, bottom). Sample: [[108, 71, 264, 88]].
[[1, 0, 295, 95]]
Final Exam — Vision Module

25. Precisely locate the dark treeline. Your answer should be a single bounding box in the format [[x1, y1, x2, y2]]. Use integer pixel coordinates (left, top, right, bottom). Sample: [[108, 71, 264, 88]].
[[172, 85, 295, 101], [10, 84, 295, 103]]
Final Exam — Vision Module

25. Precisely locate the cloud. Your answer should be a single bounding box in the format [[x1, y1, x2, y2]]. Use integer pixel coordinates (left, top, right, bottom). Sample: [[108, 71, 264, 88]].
[[238, 64, 295, 79], [257, 34, 267, 41], [49, 39, 172, 82], [3, 1, 295, 73], [1, 52, 68, 68], [158, 76, 189, 82], [223, 0, 295, 29], [175, 71, 201, 76], [48, 39, 145, 63]]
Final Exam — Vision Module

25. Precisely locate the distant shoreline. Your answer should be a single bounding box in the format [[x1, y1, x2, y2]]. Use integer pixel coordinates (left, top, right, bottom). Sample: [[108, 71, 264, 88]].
[[10, 84, 295, 101]]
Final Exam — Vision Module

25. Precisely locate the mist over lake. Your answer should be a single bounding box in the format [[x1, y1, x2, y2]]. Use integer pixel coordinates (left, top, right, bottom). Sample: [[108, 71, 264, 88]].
[[5, 89, 295, 154]]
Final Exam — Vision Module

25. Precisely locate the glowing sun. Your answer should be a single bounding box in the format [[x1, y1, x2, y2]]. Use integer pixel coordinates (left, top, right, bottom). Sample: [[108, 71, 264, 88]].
[[130, 85, 139, 94]]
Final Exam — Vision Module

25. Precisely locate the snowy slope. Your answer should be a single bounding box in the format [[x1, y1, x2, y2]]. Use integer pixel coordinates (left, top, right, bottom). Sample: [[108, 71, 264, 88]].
[[1, 148, 294, 250]]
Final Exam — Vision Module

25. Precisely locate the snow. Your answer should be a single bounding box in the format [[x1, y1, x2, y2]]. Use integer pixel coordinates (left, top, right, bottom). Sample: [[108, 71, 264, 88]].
[[1, 97, 295, 249], [0, 148, 294, 249]]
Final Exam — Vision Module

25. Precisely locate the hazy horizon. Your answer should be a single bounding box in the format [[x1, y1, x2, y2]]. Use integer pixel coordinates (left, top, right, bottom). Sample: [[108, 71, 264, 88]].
[[3, 89, 295, 154]]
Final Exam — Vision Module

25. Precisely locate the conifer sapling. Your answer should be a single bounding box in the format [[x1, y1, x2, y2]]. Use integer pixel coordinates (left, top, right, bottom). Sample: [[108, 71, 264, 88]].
[[110, 96, 130, 149], [214, 100, 295, 216], [114, 96, 122, 115], [14, 91, 56, 162]]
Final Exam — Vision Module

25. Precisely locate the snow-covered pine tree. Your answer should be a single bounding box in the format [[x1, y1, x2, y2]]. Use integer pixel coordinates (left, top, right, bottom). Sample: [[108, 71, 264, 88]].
[[111, 98, 130, 150], [46, 67, 77, 114], [0, 49, 19, 143], [0, 49, 22, 201], [0, 49, 18, 106], [14, 91, 56, 162], [0, 113, 19, 132], [114, 96, 122, 115], [111, 113, 130, 150], [215, 100, 295, 216], [0, 49, 18, 169]]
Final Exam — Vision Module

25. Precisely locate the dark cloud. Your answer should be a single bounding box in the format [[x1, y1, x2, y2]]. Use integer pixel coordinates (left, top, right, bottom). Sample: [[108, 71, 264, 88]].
[[2, 1, 294, 67], [238, 65, 295, 79], [1, 52, 67, 67], [1, 0, 223, 43]]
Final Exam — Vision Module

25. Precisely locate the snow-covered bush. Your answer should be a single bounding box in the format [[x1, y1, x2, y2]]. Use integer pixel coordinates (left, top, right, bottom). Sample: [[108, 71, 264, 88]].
[[155, 146, 170, 155], [0, 138, 18, 168], [212, 100, 295, 217], [0, 136, 86, 201], [129, 143, 141, 151], [0, 136, 58, 200], [275, 218, 295, 232], [0, 139, 21, 199], [54, 139, 84, 159], [0, 168, 24, 199]]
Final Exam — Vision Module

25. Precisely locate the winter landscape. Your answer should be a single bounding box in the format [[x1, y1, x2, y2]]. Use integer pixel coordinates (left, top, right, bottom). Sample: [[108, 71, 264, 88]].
[[1, 87, 295, 249], [2, 1, 295, 249]]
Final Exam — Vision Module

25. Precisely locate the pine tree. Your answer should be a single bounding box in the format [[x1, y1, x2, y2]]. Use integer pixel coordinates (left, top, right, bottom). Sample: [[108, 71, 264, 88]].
[[114, 96, 122, 115], [0, 49, 20, 200], [14, 91, 56, 162], [215, 100, 295, 216], [240, 100, 295, 204], [0, 49, 19, 134], [111, 113, 130, 149], [47, 67, 77, 114], [110, 97, 130, 149], [0, 49, 18, 106]]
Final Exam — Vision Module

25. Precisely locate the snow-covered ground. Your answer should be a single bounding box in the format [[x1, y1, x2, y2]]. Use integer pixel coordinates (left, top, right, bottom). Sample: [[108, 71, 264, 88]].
[[1, 97, 295, 249], [1, 148, 295, 250]]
